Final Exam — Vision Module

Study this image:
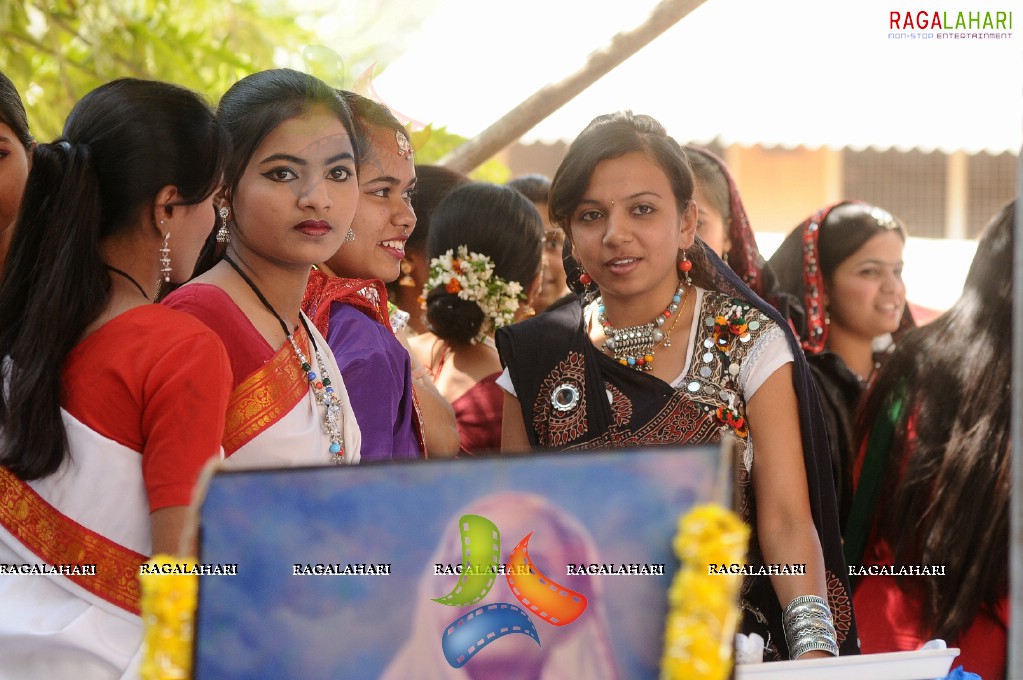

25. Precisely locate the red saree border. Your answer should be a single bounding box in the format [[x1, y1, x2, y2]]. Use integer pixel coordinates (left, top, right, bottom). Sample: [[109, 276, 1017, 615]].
[[0, 466, 146, 615], [223, 326, 309, 456]]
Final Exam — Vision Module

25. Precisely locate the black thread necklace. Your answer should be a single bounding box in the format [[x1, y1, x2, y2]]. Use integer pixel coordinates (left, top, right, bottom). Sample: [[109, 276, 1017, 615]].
[[223, 254, 346, 462], [105, 265, 150, 301]]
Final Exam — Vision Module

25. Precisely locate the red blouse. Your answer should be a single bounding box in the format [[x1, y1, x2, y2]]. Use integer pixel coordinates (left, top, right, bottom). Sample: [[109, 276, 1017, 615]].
[[61, 304, 232, 512]]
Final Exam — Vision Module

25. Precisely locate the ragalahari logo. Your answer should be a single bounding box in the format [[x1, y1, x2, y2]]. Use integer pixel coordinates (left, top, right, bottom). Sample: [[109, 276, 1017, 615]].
[[431, 514, 588, 669]]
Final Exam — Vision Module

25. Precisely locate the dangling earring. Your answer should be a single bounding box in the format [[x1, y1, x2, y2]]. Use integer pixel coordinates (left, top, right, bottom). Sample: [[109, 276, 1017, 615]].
[[399, 259, 416, 287], [217, 206, 230, 243], [678, 248, 692, 286], [159, 227, 172, 283], [344, 226, 356, 242], [578, 268, 592, 286]]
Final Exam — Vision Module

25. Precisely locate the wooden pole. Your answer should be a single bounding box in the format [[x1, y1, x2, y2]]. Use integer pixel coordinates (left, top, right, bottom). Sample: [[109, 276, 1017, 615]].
[[438, 0, 708, 173]]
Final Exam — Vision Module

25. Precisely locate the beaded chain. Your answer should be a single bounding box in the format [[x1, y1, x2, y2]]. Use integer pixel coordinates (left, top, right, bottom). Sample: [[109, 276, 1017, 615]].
[[597, 281, 689, 371], [224, 255, 346, 463]]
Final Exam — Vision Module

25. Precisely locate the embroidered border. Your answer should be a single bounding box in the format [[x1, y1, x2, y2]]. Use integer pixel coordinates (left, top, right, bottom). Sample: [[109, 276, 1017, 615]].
[[0, 466, 146, 614], [223, 326, 309, 455]]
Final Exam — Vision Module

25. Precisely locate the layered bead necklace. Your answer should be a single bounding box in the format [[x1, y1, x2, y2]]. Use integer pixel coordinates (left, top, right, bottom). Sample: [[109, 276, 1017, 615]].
[[224, 255, 346, 463], [597, 281, 690, 371]]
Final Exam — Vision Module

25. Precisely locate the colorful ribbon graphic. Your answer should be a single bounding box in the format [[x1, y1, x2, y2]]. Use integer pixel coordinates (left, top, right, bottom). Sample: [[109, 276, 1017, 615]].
[[433, 513, 587, 668], [441, 603, 540, 668], [505, 532, 588, 626], [432, 514, 501, 607]]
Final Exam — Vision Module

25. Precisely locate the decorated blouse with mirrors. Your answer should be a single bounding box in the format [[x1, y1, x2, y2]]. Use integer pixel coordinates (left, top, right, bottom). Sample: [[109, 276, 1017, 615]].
[[496, 111, 857, 660]]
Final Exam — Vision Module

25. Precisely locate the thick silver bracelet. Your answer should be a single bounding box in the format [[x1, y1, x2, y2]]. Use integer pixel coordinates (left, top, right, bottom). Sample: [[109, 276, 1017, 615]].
[[783, 595, 838, 658], [790, 636, 840, 658]]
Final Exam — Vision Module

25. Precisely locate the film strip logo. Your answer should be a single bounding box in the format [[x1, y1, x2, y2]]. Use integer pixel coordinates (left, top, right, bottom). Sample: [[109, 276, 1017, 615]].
[[432, 514, 588, 668]]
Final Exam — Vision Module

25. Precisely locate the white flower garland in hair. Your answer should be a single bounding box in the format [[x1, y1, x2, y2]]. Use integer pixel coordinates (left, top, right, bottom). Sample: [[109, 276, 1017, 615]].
[[425, 245, 525, 340]]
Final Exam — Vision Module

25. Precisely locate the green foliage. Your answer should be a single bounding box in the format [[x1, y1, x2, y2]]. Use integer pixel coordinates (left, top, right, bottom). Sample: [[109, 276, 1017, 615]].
[[0, 0, 511, 179], [0, 0, 316, 140], [412, 124, 510, 184]]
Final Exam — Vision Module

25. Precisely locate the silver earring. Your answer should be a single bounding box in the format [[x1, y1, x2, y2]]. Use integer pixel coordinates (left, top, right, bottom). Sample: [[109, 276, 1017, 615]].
[[344, 226, 356, 242], [159, 228, 172, 283], [217, 206, 230, 243]]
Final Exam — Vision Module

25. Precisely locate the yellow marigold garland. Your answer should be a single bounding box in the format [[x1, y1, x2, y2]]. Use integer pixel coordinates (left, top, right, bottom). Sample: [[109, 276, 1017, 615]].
[[139, 555, 198, 680], [661, 504, 749, 680]]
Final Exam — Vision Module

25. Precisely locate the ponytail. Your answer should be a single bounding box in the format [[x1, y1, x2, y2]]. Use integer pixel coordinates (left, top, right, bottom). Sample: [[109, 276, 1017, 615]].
[[0, 140, 108, 478]]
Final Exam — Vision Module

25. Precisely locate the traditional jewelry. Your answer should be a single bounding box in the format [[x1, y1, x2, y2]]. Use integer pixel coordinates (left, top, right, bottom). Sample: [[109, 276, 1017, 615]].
[[223, 254, 346, 462], [782, 595, 839, 659], [159, 226, 172, 283], [216, 206, 231, 243], [398, 259, 416, 288], [105, 265, 150, 300], [597, 281, 689, 371], [395, 129, 414, 159], [344, 226, 356, 242], [678, 248, 693, 286]]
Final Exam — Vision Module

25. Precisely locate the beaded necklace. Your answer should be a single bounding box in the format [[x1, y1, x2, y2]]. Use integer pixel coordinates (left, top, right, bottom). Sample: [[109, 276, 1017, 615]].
[[224, 255, 346, 463], [597, 281, 690, 371]]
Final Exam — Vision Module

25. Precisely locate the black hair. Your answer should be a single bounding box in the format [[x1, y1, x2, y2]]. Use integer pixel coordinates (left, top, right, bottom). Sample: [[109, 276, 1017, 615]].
[[684, 146, 731, 227], [408, 164, 470, 252], [855, 200, 1013, 642], [549, 111, 694, 234], [550, 111, 713, 292], [0, 71, 32, 149], [424, 182, 543, 344], [193, 69, 358, 276], [507, 174, 551, 205], [817, 203, 907, 282], [0, 78, 229, 479], [338, 91, 408, 163]]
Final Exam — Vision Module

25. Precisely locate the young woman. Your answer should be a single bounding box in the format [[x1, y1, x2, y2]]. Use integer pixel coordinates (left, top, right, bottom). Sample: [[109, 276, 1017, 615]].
[[846, 201, 1014, 679], [0, 79, 231, 678], [0, 71, 34, 270], [303, 92, 460, 460], [497, 112, 855, 660], [507, 174, 574, 313], [684, 145, 775, 298], [163, 69, 362, 467], [768, 202, 911, 525], [409, 182, 543, 455]]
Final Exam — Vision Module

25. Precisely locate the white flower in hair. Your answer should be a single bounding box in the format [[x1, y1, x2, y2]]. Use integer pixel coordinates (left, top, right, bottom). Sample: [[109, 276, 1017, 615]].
[[424, 245, 527, 340]]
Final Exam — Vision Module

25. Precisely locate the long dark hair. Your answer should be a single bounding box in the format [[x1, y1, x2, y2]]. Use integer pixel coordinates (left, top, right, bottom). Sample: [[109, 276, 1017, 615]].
[[425, 182, 543, 344], [192, 69, 357, 277], [856, 200, 1014, 641], [0, 78, 229, 480], [0, 71, 32, 149]]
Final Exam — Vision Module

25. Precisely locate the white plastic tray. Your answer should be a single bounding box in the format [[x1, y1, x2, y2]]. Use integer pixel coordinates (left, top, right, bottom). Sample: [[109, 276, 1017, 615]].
[[735, 648, 960, 680]]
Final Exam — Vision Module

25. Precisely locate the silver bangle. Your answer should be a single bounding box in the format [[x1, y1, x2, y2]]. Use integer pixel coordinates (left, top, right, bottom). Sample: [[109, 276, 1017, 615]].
[[790, 636, 840, 659], [784, 595, 829, 611], [784, 603, 832, 626]]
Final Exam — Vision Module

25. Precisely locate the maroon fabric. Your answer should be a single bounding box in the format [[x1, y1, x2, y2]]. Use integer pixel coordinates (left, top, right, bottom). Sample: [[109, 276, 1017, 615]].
[[451, 372, 503, 455]]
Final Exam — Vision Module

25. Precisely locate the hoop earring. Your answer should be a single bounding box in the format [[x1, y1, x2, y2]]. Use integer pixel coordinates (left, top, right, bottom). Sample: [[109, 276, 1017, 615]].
[[159, 227, 172, 283], [216, 206, 230, 243], [678, 249, 692, 286]]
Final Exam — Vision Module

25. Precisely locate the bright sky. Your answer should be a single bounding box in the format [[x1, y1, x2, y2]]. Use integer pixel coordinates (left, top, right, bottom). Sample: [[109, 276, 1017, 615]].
[[363, 0, 1022, 152]]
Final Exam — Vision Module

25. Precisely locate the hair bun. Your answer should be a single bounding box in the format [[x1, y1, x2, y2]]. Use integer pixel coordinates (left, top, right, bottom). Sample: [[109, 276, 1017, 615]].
[[425, 288, 485, 344]]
